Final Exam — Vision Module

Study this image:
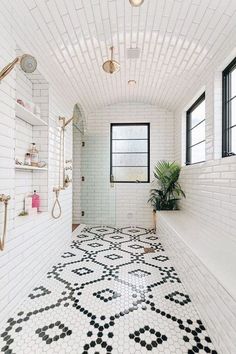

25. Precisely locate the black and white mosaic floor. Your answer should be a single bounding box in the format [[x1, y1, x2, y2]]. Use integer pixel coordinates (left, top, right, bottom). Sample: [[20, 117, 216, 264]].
[[0, 226, 218, 354]]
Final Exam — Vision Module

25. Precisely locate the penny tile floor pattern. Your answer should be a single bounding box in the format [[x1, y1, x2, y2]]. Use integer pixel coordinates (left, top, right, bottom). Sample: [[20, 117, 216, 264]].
[[0, 226, 218, 354]]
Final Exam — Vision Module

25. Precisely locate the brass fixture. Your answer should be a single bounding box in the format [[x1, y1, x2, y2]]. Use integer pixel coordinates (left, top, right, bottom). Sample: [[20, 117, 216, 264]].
[[52, 104, 83, 219], [0, 54, 37, 81], [0, 194, 11, 251], [128, 80, 137, 86], [64, 175, 72, 188], [129, 0, 144, 6], [144, 247, 155, 254], [102, 46, 120, 74]]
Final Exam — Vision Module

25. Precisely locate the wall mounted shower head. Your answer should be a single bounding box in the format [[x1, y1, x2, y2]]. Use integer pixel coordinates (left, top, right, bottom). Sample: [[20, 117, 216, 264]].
[[0, 54, 37, 82], [20, 54, 37, 73]]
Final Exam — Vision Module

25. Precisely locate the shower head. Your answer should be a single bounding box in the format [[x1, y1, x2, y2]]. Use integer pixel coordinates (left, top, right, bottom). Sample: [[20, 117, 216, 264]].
[[102, 46, 120, 74], [60, 104, 84, 128], [20, 54, 37, 73], [0, 54, 37, 81]]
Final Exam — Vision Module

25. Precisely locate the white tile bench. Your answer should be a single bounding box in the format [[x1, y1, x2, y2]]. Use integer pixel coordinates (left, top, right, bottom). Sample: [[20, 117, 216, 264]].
[[157, 211, 236, 354]]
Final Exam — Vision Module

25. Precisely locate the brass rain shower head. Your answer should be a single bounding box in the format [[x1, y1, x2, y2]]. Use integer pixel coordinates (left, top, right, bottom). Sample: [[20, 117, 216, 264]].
[[129, 0, 144, 6], [102, 46, 120, 74], [0, 54, 37, 82]]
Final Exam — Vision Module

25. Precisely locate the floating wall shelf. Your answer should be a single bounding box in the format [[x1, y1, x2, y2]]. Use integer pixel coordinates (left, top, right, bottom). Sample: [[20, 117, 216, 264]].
[[16, 102, 48, 126], [15, 165, 48, 171]]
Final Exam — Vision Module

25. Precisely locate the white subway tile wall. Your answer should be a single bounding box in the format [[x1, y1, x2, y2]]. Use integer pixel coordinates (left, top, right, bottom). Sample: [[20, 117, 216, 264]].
[[0, 12, 73, 324], [174, 25, 236, 242], [172, 24, 236, 354], [80, 103, 174, 227]]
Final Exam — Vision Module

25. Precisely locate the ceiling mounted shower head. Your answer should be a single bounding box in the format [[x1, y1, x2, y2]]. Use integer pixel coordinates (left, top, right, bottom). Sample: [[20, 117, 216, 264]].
[[20, 54, 37, 73], [102, 46, 120, 74], [0, 54, 37, 82], [129, 0, 144, 6]]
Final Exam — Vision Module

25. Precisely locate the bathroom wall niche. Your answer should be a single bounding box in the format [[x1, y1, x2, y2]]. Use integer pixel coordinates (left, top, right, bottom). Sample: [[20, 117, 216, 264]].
[[14, 61, 49, 220]]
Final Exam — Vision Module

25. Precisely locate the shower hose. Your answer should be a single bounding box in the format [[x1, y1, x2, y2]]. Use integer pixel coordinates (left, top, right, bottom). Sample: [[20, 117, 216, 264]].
[[51, 188, 62, 219], [51, 127, 64, 219], [0, 195, 10, 251]]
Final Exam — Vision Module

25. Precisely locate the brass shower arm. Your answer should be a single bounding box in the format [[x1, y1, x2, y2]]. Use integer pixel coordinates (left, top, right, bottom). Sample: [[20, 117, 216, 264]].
[[0, 57, 20, 81], [64, 116, 74, 127], [59, 116, 74, 129], [0, 54, 37, 82]]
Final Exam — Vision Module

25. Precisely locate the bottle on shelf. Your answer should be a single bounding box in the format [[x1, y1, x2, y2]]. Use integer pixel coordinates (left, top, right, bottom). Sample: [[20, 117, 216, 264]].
[[32, 190, 40, 212], [24, 153, 31, 166], [29, 143, 39, 167]]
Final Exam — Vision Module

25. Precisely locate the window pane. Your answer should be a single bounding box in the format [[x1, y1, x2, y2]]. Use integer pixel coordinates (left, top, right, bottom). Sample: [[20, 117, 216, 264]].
[[113, 153, 147, 167], [231, 68, 236, 98], [190, 121, 205, 146], [231, 126, 236, 154], [189, 141, 205, 163], [112, 139, 148, 153], [112, 154, 148, 166], [113, 167, 147, 182], [230, 97, 236, 126], [190, 100, 205, 128], [111, 124, 149, 182], [112, 125, 148, 139]]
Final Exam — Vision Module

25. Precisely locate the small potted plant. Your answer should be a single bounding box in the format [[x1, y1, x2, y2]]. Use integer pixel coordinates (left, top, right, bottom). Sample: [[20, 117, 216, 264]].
[[148, 160, 185, 229]]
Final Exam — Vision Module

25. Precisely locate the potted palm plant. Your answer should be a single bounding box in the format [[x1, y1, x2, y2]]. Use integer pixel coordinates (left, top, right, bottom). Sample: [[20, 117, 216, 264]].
[[148, 161, 185, 228]]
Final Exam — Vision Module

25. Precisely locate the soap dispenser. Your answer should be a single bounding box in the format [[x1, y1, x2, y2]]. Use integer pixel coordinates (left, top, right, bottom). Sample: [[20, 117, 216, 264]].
[[32, 190, 40, 212], [29, 143, 39, 167]]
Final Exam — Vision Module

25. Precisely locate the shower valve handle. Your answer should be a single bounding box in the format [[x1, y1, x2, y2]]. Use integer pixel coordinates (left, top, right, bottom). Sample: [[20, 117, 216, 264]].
[[0, 194, 11, 204]]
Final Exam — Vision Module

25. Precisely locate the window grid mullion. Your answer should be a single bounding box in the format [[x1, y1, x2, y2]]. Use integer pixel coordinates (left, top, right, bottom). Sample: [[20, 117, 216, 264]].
[[188, 118, 205, 132], [222, 57, 236, 157], [186, 93, 206, 165], [110, 123, 150, 183]]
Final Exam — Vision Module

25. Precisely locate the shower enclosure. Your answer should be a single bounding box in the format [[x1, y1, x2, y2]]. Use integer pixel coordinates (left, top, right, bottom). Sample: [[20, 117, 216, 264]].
[[80, 133, 117, 226]]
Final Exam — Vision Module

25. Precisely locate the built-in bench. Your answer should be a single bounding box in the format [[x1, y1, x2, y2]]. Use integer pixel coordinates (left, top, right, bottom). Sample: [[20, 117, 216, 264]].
[[157, 211, 236, 354]]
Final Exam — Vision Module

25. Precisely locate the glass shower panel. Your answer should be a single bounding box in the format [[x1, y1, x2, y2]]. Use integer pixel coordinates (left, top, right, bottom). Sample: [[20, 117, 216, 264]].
[[80, 134, 116, 226]]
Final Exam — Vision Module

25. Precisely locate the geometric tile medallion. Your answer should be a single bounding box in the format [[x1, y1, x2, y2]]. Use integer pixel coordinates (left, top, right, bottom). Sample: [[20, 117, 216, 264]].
[[0, 226, 218, 354]]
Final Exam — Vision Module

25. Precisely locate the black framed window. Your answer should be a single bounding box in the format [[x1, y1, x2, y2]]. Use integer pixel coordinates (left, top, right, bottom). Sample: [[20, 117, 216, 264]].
[[110, 123, 150, 183], [186, 93, 206, 165], [222, 57, 236, 157]]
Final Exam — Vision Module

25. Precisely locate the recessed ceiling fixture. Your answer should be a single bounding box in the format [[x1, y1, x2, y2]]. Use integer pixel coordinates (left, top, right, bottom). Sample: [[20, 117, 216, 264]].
[[102, 46, 120, 74], [127, 48, 141, 59], [129, 0, 144, 7], [128, 80, 136, 86]]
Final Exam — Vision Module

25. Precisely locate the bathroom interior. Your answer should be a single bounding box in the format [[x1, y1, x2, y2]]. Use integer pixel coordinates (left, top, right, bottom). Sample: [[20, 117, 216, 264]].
[[0, 0, 236, 353]]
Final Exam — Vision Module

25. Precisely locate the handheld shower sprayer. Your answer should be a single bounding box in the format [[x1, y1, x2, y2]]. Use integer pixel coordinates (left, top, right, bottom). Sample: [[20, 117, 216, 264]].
[[0, 194, 11, 251], [52, 104, 84, 219], [0, 54, 37, 82]]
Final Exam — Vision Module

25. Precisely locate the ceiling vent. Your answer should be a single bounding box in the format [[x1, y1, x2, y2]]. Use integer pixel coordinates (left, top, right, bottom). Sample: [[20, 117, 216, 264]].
[[127, 47, 140, 59]]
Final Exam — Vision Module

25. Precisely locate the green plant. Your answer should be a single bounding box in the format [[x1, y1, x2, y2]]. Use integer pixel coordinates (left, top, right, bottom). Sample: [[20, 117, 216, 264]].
[[148, 161, 185, 211], [18, 211, 28, 216]]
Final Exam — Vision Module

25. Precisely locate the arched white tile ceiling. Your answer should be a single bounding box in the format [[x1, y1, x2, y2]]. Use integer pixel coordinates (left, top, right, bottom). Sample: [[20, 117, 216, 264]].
[[4, 0, 236, 113]]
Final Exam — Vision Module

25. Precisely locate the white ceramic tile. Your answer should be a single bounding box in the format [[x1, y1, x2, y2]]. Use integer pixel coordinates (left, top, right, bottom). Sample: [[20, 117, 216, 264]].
[[0, 226, 218, 354]]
